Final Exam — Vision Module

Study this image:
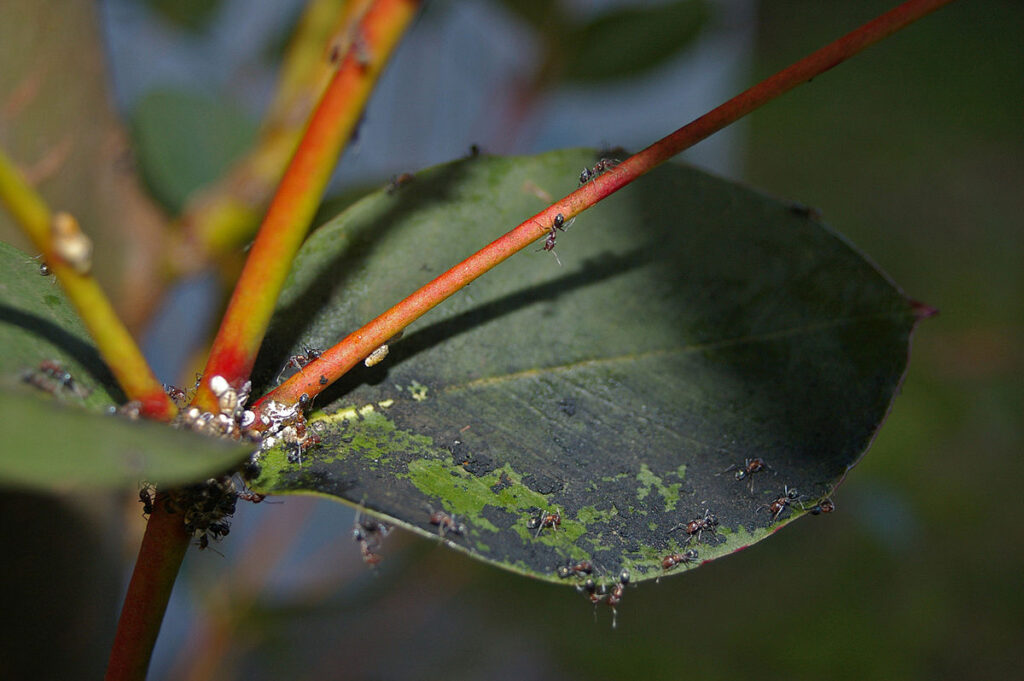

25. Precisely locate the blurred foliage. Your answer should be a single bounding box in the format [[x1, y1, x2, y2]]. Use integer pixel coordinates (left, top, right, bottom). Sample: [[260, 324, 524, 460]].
[[496, 0, 708, 85], [139, 0, 225, 31], [132, 89, 258, 213], [559, 1, 709, 83]]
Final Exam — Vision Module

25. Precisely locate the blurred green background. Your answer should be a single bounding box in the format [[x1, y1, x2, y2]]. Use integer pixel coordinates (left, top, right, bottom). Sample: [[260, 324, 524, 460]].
[[2, 1, 1022, 679]]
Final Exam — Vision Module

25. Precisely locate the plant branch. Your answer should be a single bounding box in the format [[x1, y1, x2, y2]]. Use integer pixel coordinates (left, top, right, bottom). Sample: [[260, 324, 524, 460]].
[[105, 497, 191, 681], [169, 0, 373, 275], [193, 0, 422, 412], [0, 148, 176, 419], [255, 0, 956, 410]]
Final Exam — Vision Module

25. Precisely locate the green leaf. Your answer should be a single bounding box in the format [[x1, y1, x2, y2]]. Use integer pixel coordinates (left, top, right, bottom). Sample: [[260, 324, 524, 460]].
[[250, 148, 921, 587], [143, 0, 224, 32], [132, 89, 257, 213], [0, 389, 253, 491], [0, 240, 252, 490], [0, 240, 121, 410], [560, 1, 709, 84]]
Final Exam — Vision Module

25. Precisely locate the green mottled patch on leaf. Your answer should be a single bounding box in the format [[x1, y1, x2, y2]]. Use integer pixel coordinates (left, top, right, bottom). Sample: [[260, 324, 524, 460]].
[[249, 148, 921, 586]]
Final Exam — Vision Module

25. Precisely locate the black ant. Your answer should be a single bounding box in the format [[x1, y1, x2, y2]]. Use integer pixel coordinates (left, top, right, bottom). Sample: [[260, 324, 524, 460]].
[[579, 578, 606, 605], [237, 491, 266, 503], [353, 510, 391, 566], [527, 507, 561, 537], [276, 346, 322, 382], [760, 486, 801, 522], [386, 172, 415, 194], [720, 456, 773, 494], [429, 509, 466, 538], [661, 548, 699, 572], [539, 213, 575, 265], [139, 485, 155, 517], [669, 508, 719, 545], [557, 559, 593, 579], [22, 360, 90, 398], [578, 158, 620, 185], [808, 498, 835, 515], [164, 384, 188, 408]]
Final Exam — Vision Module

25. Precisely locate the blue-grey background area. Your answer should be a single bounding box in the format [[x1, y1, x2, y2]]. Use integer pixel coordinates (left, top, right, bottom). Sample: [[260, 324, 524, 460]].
[[91, 0, 1024, 679]]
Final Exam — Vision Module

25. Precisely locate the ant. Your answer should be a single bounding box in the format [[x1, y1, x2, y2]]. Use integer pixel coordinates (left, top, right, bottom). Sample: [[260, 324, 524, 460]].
[[661, 548, 699, 572], [429, 508, 466, 538], [22, 360, 90, 398], [237, 491, 266, 503], [579, 578, 606, 605], [276, 346, 322, 382], [578, 158, 620, 185], [539, 213, 575, 265], [557, 559, 593, 579], [720, 457, 773, 494], [760, 486, 801, 522], [808, 498, 836, 515], [353, 510, 391, 566], [386, 172, 415, 194], [669, 508, 719, 545], [139, 485, 155, 517], [527, 507, 561, 537]]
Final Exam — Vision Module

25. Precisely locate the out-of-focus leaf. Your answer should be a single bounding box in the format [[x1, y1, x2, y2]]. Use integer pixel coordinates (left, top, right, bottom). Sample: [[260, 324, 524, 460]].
[[0, 240, 252, 490], [249, 148, 921, 587], [142, 0, 225, 32], [560, 1, 709, 84], [0, 389, 252, 491], [132, 89, 257, 213], [493, 0, 567, 32]]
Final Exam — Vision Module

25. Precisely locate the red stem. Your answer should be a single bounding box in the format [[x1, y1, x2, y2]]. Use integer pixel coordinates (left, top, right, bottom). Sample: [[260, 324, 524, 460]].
[[105, 497, 190, 681], [256, 0, 956, 410]]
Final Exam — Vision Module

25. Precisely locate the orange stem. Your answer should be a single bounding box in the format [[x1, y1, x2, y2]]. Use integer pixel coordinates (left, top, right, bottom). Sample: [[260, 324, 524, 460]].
[[256, 0, 956, 410], [193, 0, 422, 412]]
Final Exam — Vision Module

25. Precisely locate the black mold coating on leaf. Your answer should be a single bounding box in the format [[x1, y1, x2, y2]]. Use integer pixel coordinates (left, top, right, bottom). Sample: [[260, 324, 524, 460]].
[[250, 149, 920, 585]]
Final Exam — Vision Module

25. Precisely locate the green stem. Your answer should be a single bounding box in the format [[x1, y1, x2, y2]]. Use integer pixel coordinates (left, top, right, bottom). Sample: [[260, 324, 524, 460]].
[[255, 0, 957, 410]]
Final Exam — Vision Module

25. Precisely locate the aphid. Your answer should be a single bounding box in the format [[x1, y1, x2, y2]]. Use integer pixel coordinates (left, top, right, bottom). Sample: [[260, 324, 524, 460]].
[[364, 344, 389, 367], [39, 262, 51, 276], [661, 549, 699, 571], [808, 498, 835, 515], [319, 374, 329, 385], [527, 508, 561, 537], [386, 172, 415, 194], [429, 509, 466, 538], [720, 456, 773, 494], [669, 508, 719, 545], [618, 569, 630, 585], [50, 211, 93, 275], [557, 559, 593, 579], [760, 486, 801, 522], [276, 346, 322, 383], [578, 158, 620, 185]]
